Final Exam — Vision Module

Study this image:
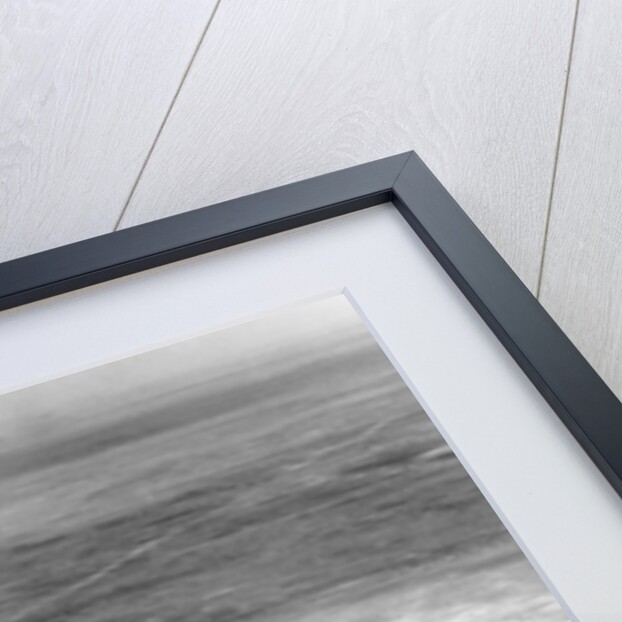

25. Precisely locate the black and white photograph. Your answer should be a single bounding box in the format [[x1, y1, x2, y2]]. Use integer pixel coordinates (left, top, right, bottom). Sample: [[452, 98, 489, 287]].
[[4, 2, 622, 617], [0, 296, 565, 621]]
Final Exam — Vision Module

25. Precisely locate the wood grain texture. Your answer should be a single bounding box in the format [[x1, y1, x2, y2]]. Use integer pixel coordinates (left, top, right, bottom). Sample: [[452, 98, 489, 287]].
[[539, 1, 622, 400], [0, 0, 218, 262], [119, 0, 576, 290]]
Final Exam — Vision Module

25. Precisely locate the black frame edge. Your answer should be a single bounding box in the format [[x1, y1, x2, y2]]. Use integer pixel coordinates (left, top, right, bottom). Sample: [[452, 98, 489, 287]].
[[1, 150, 621, 500], [393, 151, 622, 499], [0, 152, 410, 311]]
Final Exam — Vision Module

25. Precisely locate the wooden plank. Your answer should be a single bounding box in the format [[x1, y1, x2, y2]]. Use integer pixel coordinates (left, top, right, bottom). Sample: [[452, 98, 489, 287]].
[[539, 1, 622, 399], [119, 0, 576, 290], [0, 0, 218, 262]]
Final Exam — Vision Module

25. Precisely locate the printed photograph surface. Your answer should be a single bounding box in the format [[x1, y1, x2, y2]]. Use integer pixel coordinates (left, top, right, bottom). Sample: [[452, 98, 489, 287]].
[[0, 296, 566, 621]]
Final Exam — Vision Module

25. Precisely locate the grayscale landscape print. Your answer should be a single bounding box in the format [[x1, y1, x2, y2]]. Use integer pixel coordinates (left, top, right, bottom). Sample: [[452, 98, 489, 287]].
[[0, 296, 565, 621]]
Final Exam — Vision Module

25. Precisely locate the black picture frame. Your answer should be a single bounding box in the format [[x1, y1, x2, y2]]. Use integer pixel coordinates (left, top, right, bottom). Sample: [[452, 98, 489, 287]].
[[1, 151, 621, 500]]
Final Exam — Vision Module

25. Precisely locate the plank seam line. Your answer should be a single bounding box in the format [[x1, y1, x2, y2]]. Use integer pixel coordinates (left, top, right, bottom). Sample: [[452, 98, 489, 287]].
[[534, 0, 581, 299], [112, 0, 224, 232]]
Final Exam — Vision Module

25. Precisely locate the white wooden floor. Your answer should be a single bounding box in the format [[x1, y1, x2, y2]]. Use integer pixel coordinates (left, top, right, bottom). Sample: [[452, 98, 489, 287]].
[[1, 1, 620, 399]]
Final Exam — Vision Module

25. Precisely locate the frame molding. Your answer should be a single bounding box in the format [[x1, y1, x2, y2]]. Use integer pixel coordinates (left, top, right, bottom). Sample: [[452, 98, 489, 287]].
[[2, 151, 621, 500]]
